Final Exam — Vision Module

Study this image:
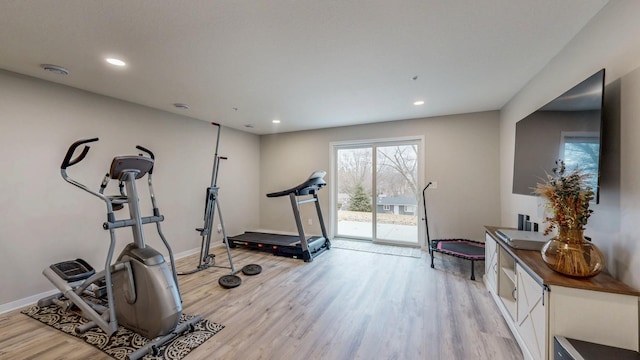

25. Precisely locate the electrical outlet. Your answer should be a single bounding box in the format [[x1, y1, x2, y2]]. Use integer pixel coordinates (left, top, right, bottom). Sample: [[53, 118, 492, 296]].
[[430, 181, 438, 189], [308, 218, 313, 226], [217, 224, 222, 233]]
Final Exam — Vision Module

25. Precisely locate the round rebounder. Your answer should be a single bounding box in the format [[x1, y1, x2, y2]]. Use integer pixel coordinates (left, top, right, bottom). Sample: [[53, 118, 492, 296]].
[[241, 264, 262, 276], [218, 274, 242, 289]]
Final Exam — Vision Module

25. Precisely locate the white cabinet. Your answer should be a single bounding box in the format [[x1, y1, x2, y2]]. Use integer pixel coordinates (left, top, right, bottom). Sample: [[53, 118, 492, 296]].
[[484, 227, 640, 360], [547, 285, 639, 354], [497, 247, 517, 320], [515, 264, 545, 360], [484, 233, 498, 291], [485, 235, 541, 359]]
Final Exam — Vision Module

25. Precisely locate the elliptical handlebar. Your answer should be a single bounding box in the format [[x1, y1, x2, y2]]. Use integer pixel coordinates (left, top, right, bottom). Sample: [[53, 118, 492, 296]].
[[135, 144, 162, 212], [60, 137, 109, 204], [135, 145, 155, 174], [61, 138, 99, 169]]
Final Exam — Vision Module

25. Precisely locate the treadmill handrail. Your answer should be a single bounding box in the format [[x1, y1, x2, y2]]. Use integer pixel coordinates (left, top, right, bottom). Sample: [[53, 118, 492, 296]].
[[266, 171, 326, 198]]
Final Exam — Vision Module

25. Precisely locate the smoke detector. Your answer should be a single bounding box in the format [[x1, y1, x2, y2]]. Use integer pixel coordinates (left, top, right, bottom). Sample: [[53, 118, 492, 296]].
[[173, 103, 190, 110], [40, 64, 70, 75]]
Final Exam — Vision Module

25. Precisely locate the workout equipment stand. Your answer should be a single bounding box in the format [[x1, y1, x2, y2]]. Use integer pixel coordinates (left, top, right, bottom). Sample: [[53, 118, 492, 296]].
[[422, 182, 485, 280], [179, 123, 256, 288]]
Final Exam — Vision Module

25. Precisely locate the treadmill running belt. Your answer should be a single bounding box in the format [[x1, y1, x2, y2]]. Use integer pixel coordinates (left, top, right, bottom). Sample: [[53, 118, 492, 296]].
[[227, 231, 330, 262], [230, 232, 303, 245]]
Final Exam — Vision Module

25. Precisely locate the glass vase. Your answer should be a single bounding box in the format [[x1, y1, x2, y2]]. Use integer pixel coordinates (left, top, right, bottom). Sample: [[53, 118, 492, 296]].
[[540, 227, 604, 278]]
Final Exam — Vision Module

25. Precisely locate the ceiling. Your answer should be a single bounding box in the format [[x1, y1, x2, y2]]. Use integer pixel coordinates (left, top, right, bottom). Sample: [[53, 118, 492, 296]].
[[0, 0, 609, 135]]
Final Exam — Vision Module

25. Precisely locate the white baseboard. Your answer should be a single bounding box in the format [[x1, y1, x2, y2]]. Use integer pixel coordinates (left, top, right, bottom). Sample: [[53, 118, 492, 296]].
[[0, 289, 60, 315], [174, 247, 202, 259]]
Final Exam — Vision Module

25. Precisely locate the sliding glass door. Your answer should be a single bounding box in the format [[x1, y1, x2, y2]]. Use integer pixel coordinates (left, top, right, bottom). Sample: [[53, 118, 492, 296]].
[[375, 144, 419, 244], [336, 147, 373, 239], [334, 138, 422, 246]]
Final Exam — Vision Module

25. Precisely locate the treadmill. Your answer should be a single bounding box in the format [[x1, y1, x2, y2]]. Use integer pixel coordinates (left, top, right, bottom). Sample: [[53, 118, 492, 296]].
[[228, 171, 331, 262]]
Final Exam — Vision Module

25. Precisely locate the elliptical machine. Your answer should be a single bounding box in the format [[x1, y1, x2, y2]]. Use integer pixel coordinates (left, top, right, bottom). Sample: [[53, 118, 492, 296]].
[[39, 138, 201, 360]]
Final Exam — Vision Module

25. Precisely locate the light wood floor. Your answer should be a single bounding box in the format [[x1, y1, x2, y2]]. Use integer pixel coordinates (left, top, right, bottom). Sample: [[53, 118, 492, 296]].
[[0, 246, 522, 360]]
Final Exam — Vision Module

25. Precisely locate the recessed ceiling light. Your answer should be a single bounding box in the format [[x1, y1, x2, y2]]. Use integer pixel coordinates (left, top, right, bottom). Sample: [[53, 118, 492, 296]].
[[173, 103, 190, 110], [413, 100, 425, 106], [106, 58, 126, 66], [40, 64, 70, 75], [272, 119, 281, 124]]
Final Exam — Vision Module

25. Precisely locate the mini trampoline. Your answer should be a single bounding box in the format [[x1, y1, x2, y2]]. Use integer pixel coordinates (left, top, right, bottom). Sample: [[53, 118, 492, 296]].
[[422, 183, 485, 280]]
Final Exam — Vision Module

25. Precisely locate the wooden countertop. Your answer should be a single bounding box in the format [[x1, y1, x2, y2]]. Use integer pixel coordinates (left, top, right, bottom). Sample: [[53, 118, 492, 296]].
[[486, 226, 640, 297]]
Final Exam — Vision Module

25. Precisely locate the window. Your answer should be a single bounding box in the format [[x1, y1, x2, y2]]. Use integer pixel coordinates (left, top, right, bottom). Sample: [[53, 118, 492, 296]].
[[560, 132, 599, 193]]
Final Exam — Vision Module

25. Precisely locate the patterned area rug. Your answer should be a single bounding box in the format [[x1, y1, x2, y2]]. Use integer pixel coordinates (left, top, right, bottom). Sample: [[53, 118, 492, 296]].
[[22, 302, 223, 360], [331, 239, 423, 258]]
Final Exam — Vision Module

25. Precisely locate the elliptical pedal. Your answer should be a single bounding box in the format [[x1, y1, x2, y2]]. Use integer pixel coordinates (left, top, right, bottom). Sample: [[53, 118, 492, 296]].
[[50, 259, 95, 282]]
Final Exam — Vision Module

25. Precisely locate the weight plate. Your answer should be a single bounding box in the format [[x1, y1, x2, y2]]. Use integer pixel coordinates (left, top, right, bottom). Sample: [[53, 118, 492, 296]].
[[218, 274, 242, 289], [242, 264, 262, 276]]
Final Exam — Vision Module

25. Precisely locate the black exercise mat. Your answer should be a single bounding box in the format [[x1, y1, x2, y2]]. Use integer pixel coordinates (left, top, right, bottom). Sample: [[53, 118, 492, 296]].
[[22, 302, 223, 360]]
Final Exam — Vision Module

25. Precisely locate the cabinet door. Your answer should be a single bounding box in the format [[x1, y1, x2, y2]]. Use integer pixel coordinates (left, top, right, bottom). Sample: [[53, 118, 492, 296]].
[[484, 233, 498, 291], [516, 264, 546, 360]]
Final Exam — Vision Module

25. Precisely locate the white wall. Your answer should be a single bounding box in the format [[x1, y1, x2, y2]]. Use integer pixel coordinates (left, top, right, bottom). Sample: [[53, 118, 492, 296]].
[[0, 70, 260, 309], [500, 0, 640, 287], [258, 111, 501, 245]]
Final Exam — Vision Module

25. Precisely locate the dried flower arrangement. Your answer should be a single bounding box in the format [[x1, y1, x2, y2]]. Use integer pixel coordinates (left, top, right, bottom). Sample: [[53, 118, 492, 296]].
[[534, 160, 595, 235], [533, 160, 603, 277]]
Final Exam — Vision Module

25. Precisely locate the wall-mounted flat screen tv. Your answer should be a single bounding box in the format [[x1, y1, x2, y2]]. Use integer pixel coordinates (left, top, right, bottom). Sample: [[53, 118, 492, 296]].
[[512, 69, 605, 202]]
